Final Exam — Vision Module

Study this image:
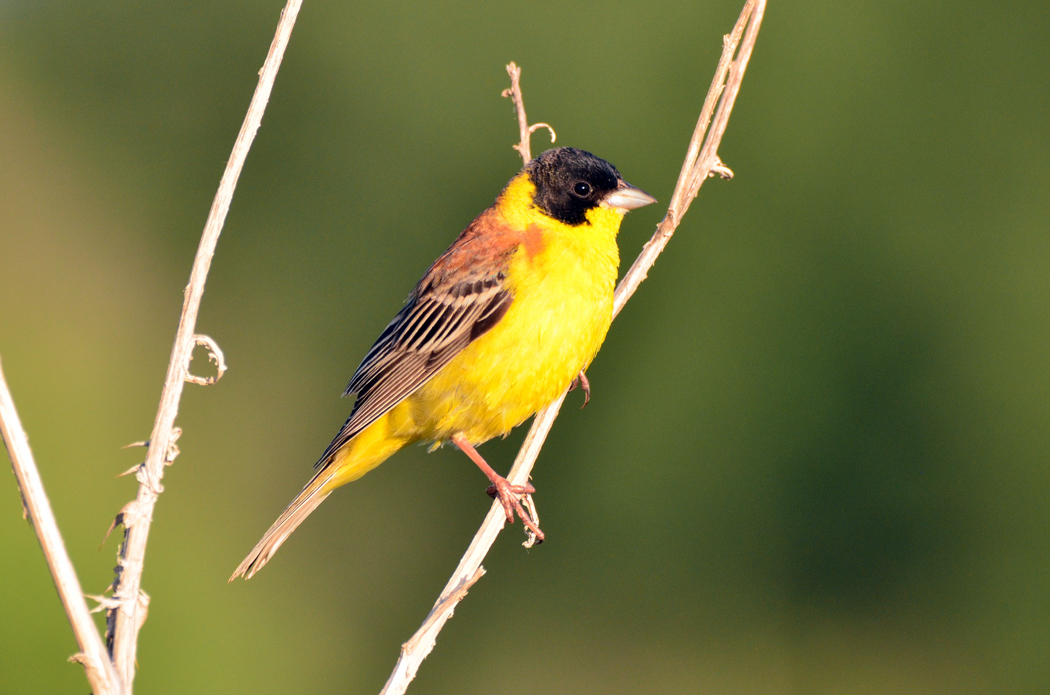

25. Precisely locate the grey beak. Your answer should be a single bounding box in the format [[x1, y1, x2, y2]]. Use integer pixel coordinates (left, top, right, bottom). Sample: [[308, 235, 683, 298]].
[[602, 180, 657, 211]]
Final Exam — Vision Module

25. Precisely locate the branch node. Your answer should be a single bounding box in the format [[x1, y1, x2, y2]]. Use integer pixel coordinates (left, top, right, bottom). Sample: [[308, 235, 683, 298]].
[[709, 156, 734, 179], [185, 334, 227, 386], [122, 501, 150, 529], [68, 652, 108, 686], [401, 567, 486, 655], [502, 61, 550, 164], [135, 463, 164, 496], [103, 501, 150, 548], [165, 427, 182, 465], [85, 594, 123, 615]]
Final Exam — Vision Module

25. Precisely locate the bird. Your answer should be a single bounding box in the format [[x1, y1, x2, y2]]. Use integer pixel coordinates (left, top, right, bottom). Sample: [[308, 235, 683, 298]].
[[231, 147, 655, 580]]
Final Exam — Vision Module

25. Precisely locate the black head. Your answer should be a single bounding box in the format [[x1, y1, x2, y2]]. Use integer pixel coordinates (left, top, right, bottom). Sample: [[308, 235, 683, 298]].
[[525, 147, 623, 226]]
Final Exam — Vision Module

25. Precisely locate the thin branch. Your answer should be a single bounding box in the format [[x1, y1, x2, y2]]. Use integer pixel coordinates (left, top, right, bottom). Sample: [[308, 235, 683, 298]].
[[381, 2, 766, 693], [381, 567, 486, 690], [614, 0, 764, 318], [107, 0, 303, 689], [0, 359, 125, 695], [502, 62, 556, 163]]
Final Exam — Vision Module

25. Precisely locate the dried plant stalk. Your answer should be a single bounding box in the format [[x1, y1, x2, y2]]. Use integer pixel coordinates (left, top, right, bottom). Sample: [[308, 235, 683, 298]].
[[0, 1, 303, 688], [0, 361, 125, 695], [104, 0, 303, 690], [501, 62, 556, 162], [381, 2, 766, 693]]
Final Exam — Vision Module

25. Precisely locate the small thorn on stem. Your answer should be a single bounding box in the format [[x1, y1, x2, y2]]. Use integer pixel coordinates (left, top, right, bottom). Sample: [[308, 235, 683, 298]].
[[101, 501, 149, 548], [117, 464, 143, 478], [100, 515, 123, 549]]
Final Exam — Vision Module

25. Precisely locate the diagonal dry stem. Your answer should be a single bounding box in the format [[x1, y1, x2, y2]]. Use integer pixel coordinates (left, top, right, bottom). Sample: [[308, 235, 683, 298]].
[[502, 62, 556, 163], [0, 360, 125, 695], [106, 1, 304, 690], [381, 2, 766, 693]]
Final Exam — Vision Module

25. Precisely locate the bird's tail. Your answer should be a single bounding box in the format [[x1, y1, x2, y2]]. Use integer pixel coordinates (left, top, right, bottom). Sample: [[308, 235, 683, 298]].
[[230, 409, 415, 581], [229, 465, 336, 581]]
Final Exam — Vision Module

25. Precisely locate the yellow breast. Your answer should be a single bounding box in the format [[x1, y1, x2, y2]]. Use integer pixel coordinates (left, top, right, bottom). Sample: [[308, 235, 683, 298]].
[[406, 175, 623, 444]]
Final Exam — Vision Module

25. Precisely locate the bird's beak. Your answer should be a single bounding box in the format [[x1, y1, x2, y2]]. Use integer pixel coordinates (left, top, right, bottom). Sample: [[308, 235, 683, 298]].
[[602, 180, 657, 212]]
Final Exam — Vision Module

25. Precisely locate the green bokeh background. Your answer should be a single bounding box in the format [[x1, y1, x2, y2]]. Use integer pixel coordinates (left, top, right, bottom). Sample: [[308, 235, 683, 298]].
[[2, 1, 1049, 693]]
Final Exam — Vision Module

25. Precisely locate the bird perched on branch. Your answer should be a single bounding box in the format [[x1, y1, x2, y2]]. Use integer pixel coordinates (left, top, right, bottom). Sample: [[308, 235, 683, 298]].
[[231, 147, 655, 580]]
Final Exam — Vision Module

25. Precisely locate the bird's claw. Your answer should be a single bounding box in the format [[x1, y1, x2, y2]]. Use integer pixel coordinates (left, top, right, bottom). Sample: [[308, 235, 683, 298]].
[[568, 370, 591, 408], [485, 477, 544, 541]]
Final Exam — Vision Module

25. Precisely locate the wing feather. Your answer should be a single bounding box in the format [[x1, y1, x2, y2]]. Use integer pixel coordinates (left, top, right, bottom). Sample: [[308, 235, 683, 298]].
[[315, 222, 518, 470]]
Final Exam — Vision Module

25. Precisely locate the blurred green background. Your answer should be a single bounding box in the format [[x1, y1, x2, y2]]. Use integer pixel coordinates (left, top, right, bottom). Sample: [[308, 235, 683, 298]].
[[2, 0, 1049, 693]]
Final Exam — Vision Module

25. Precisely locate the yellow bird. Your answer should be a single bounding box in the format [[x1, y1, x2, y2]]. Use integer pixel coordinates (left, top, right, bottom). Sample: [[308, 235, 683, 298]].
[[231, 147, 655, 580]]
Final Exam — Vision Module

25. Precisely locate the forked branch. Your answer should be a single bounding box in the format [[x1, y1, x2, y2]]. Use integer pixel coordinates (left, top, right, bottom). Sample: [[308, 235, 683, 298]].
[[502, 62, 556, 163], [381, 2, 766, 693], [1, 3, 304, 692]]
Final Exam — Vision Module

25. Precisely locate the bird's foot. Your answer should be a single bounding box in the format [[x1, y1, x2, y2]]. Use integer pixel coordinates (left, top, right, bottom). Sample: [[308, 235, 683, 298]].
[[568, 370, 591, 408], [486, 477, 544, 542], [451, 431, 545, 542]]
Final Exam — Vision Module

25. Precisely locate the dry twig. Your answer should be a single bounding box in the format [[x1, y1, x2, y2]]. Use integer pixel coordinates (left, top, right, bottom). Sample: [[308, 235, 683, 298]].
[[0, 2, 303, 689], [0, 360, 125, 695], [103, 0, 304, 689], [501, 62, 556, 163], [381, 2, 766, 693]]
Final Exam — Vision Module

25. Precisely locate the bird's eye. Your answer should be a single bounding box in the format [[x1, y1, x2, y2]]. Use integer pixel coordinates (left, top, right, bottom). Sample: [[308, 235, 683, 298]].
[[572, 181, 592, 197]]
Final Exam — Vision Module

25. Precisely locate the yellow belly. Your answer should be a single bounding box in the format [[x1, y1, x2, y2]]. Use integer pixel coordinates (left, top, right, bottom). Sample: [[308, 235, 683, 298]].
[[321, 195, 623, 489], [409, 212, 619, 443]]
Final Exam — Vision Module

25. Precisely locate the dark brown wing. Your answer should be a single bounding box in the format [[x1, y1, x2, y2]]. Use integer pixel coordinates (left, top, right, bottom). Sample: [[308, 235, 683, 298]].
[[314, 211, 522, 469]]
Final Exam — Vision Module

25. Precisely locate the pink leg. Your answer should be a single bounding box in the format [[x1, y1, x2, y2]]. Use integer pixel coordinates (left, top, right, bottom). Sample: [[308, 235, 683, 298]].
[[567, 370, 591, 408], [450, 432, 544, 541]]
